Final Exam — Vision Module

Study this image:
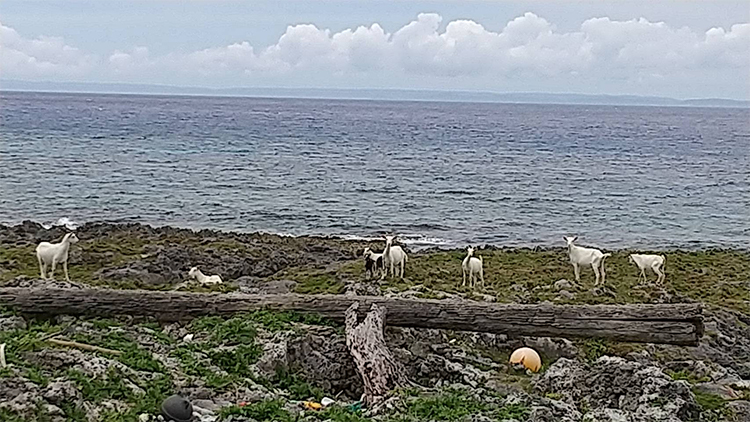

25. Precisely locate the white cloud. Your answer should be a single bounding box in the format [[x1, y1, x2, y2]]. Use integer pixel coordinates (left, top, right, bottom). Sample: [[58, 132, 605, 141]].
[[1, 14, 748, 96], [0, 23, 96, 78]]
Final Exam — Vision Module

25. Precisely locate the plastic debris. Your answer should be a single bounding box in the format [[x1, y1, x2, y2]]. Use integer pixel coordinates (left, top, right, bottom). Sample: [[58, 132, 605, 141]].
[[321, 397, 335, 407], [301, 401, 324, 411], [346, 401, 363, 413], [509, 347, 542, 372]]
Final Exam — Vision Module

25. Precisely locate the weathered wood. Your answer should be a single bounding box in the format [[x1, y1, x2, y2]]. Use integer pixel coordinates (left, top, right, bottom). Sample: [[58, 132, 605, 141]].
[[47, 338, 123, 356], [0, 287, 703, 345], [345, 303, 408, 406]]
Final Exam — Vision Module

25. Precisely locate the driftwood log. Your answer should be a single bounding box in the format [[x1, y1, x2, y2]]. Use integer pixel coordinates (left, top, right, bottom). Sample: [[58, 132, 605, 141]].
[[345, 303, 408, 406], [0, 287, 703, 345]]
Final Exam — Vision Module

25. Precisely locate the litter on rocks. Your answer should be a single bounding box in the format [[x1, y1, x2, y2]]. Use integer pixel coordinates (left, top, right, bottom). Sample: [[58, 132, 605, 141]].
[[301, 401, 324, 411]]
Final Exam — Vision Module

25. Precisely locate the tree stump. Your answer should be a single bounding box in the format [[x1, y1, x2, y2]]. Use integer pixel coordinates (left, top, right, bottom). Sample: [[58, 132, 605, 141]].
[[345, 302, 408, 407]]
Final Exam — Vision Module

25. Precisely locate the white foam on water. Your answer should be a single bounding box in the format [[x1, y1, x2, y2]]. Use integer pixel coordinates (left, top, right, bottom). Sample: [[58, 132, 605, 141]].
[[337, 234, 384, 242], [395, 234, 451, 246], [41, 217, 79, 230]]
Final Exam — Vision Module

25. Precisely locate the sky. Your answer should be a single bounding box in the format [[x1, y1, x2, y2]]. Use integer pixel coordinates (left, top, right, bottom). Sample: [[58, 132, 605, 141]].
[[1, 0, 749, 100]]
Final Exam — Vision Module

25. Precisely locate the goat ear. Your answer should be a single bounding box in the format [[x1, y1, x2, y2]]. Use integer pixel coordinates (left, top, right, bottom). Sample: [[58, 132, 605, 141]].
[[572, 236, 578, 242]]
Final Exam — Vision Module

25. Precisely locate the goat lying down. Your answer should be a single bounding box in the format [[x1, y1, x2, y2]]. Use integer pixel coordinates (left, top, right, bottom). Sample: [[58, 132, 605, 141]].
[[188, 267, 223, 285], [629, 253, 666, 284], [563, 236, 611, 285], [363, 247, 384, 279]]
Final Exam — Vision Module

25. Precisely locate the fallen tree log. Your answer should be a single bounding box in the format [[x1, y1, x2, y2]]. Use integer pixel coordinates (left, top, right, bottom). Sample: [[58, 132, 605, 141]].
[[0, 287, 703, 345]]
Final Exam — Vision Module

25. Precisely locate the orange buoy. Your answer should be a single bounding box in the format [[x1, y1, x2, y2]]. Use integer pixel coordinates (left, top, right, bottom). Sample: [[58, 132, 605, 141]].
[[509, 347, 542, 372]]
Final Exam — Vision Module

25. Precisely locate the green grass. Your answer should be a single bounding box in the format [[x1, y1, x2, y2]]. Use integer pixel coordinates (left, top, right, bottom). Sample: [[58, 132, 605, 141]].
[[272, 367, 326, 401], [3, 234, 748, 313], [208, 344, 263, 376], [325, 248, 750, 312], [312, 406, 371, 422], [397, 389, 488, 422], [71, 331, 164, 373], [286, 270, 346, 294], [581, 338, 610, 362], [219, 399, 295, 422], [692, 389, 735, 422], [67, 366, 174, 420], [138, 321, 175, 345], [495, 402, 531, 420], [191, 315, 258, 345], [693, 390, 727, 411], [667, 370, 711, 384]]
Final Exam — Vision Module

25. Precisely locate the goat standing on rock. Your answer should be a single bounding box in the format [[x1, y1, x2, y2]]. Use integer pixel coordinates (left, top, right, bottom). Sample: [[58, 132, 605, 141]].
[[363, 247, 384, 280], [36, 233, 79, 282], [563, 236, 610, 285], [381, 235, 408, 280], [629, 254, 666, 284], [462, 246, 484, 288]]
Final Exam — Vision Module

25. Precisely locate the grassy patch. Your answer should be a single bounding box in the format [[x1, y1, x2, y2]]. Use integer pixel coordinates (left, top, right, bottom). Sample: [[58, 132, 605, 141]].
[[398, 389, 488, 422], [138, 321, 175, 345], [287, 270, 345, 295], [67, 366, 174, 420], [191, 315, 258, 345], [581, 338, 609, 362], [208, 344, 263, 376], [312, 406, 371, 422], [219, 399, 295, 422], [667, 370, 711, 384], [693, 389, 735, 421], [338, 248, 750, 312], [495, 402, 531, 420], [0, 319, 65, 366], [693, 390, 727, 411], [272, 367, 325, 401], [71, 331, 163, 373]]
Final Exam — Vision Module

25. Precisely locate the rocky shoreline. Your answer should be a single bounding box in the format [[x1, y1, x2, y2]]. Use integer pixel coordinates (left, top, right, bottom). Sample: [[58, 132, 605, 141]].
[[1, 221, 749, 421]]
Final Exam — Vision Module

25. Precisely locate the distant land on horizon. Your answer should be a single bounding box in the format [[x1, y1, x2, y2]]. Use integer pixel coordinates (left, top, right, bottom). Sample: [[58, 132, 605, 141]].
[[2, 79, 748, 108]]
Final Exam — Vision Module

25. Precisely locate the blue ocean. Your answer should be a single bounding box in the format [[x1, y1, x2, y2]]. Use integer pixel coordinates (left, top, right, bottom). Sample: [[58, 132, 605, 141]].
[[1, 91, 747, 250]]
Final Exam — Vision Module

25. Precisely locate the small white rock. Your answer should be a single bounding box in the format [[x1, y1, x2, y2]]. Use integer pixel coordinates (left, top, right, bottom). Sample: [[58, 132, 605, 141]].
[[183, 334, 194, 342]]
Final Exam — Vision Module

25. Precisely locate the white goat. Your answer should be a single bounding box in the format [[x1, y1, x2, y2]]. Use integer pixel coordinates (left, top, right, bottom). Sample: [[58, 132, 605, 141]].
[[563, 236, 611, 285], [629, 254, 666, 284], [380, 235, 408, 280], [462, 246, 484, 288], [36, 232, 79, 282], [188, 267, 223, 285], [363, 247, 384, 280]]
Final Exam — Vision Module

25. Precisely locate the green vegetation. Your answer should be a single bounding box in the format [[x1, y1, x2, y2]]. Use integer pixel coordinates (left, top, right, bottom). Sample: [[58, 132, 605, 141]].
[[271, 248, 750, 313], [667, 370, 711, 384], [71, 330, 164, 372], [272, 367, 325, 401], [692, 389, 734, 422], [219, 399, 295, 422], [2, 229, 748, 313], [397, 389, 488, 421], [581, 338, 610, 362]]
